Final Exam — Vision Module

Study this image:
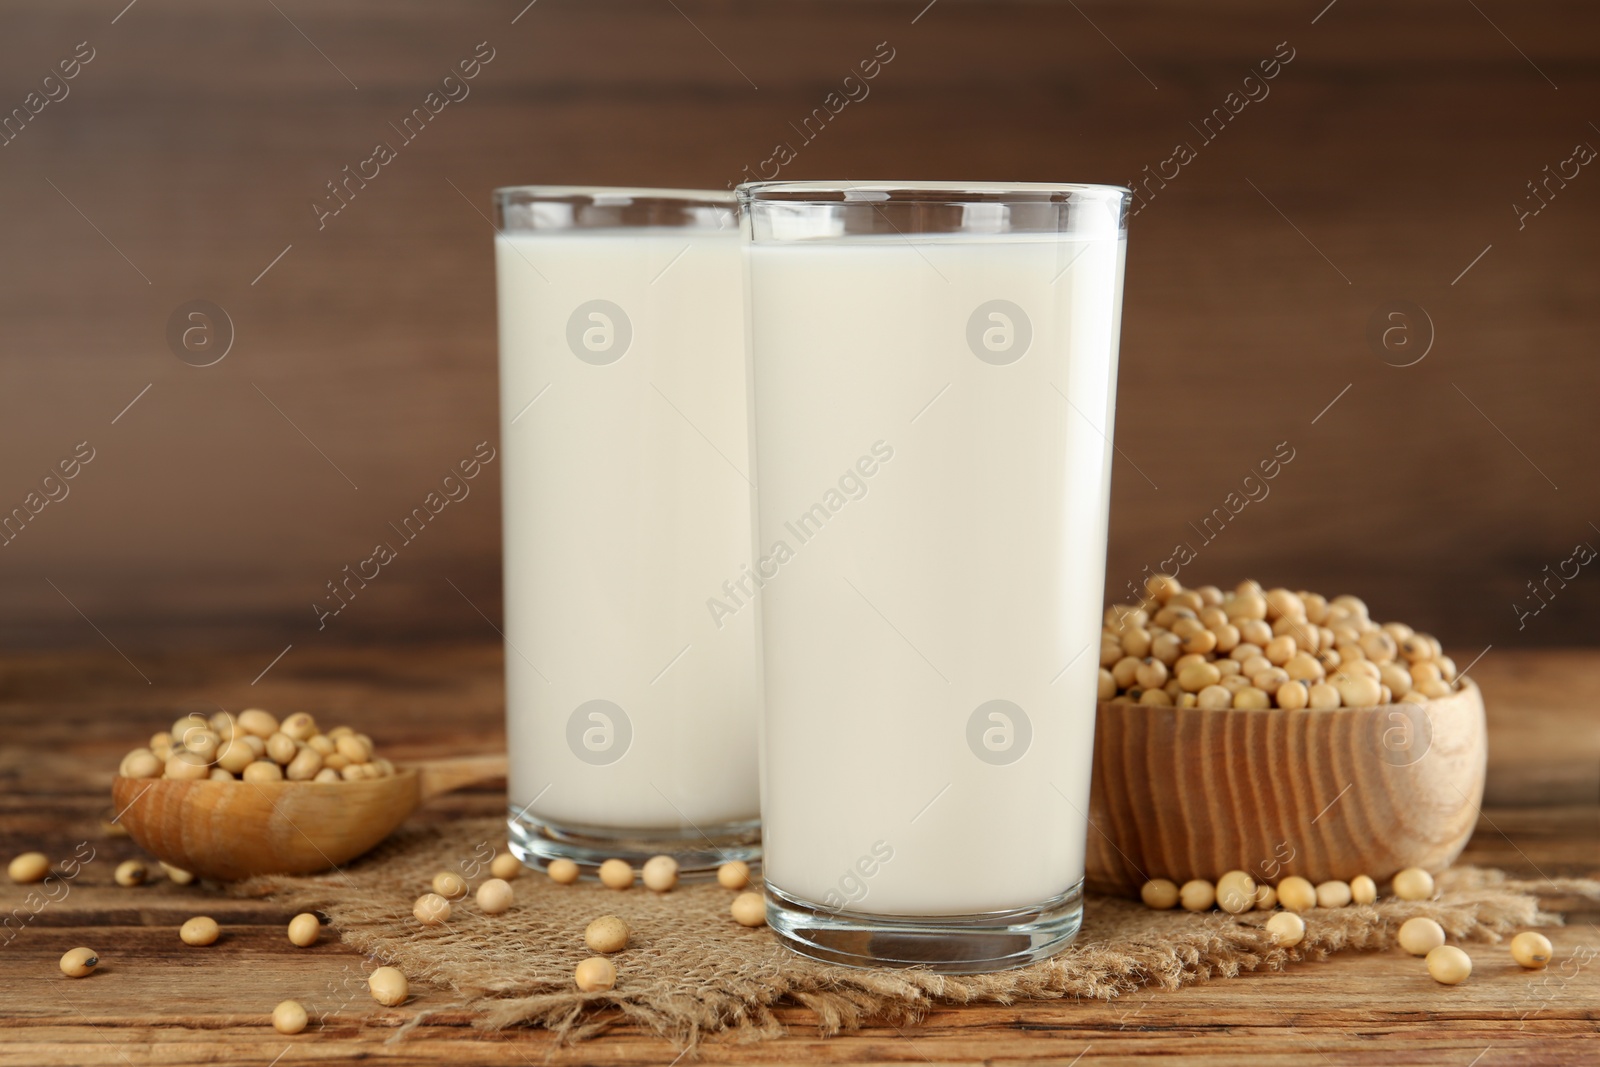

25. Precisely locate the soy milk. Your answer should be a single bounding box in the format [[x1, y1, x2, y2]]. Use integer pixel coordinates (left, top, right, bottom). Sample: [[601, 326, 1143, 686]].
[[749, 232, 1125, 914], [496, 228, 759, 833]]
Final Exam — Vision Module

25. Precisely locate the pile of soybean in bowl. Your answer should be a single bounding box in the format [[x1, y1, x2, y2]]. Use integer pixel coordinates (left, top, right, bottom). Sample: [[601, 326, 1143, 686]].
[[116, 709, 394, 783], [1100, 577, 1466, 710]]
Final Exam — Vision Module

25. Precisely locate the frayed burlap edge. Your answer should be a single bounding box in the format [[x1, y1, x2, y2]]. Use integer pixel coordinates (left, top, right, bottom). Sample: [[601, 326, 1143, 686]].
[[228, 818, 1599, 1050]]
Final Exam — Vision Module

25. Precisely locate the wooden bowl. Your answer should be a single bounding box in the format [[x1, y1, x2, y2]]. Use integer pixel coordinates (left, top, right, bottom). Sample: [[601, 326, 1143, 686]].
[[1084, 681, 1486, 896]]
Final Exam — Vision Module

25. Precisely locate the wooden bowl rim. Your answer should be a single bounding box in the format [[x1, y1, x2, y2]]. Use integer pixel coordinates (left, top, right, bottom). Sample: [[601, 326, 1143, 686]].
[[112, 766, 418, 791], [1095, 677, 1481, 720]]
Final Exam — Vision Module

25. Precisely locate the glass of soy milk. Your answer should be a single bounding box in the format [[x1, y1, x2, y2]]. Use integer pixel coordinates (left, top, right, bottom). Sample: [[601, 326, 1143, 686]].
[[739, 181, 1129, 971], [494, 187, 760, 874]]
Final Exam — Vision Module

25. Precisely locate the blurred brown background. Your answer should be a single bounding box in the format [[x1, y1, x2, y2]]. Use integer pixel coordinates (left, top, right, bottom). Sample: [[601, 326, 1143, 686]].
[[2, 0, 1597, 670]]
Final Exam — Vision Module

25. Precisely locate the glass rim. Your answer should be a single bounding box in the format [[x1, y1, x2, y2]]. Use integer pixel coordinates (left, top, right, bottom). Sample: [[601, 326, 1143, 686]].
[[494, 185, 735, 205], [736, 180, 1130, 205]]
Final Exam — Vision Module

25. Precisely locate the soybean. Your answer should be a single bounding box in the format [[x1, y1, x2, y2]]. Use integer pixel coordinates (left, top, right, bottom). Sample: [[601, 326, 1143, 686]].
[[585, 915, 630, 953], [1398, 917, 1445, 956], [642, 855, 679, 892], [413, 893, 451, 926], [216, 737, 256, 773], [285, 748, 323, 782], [432, 871, 468, 900], [1275, 680, 1309, 710], [114, 860, 148, 887], [60, 947, 99, 977], [266, 732, 299, 765], [9, 852, 49, 884], [166, 751, 211, 781], [731, 892, 767, 927], [574, 956, 617, 991], [1350, 874, 1377, 905], [1315, 880, 1353, 909], [237, 709, 279, 737], [598, 859, 634, 890], [161, 862, 195, 885], [119, 749, 163, 779], [369, 966, 408, 1006], [476, 878, 514, 915], [1392, 867, 1435, 901], [1277, 876, 1317, 913], [1510, 931, 1553, 969], [490, 852, 524, 881], [1179, 879, 1216, 912], [1140, 878, 1179, 909], [1265, 911, 1305, 948], [273, 999, 309, 1035], [288, 913, 321, 947], [1216, 870, 1256, 915], [180, 916, 220, 946], [1426, 945, 1472, 985], [280, 712, 318, 741], [242, 760, 284, 783]]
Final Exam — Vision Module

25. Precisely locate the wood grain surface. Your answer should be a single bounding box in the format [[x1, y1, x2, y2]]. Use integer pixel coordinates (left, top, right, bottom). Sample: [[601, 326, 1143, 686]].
[[2, 641, 1596, 1065], [1, 1, 1599, 652]]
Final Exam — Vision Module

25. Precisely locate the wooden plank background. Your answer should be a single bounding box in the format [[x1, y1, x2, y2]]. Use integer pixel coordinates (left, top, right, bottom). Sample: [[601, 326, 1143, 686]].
[[0, 0, 1597, 659]]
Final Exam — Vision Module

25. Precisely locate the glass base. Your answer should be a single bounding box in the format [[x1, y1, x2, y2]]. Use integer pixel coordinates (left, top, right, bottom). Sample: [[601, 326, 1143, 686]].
[[765, 880, 1084, 974], [506, 806, 761, 877]]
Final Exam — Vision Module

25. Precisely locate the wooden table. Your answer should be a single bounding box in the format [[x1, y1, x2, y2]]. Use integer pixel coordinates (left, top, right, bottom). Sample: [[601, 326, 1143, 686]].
[[3, 643, 1596, 1065]]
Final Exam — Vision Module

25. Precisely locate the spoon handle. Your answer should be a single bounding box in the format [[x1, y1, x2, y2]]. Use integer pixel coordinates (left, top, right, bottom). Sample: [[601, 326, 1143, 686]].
[[415, 754, 509, 800]]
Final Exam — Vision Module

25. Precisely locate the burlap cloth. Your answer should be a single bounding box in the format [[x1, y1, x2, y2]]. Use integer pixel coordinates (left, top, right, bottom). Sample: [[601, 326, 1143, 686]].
[[231, 817, 1599, 1047]]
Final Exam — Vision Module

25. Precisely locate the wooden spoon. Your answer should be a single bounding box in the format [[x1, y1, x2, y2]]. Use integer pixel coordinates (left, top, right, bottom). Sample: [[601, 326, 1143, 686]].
[[110, 754, 508, 881]]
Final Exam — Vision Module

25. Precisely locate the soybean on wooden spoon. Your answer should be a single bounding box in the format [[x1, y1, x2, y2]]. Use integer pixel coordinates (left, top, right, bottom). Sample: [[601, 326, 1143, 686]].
[[110, 754, 509, 881]]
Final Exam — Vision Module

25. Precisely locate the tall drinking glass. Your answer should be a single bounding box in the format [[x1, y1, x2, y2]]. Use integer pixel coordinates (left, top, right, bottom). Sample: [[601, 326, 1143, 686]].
[[495, 187, 760, 874], [739, 181, 1129, 970]]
